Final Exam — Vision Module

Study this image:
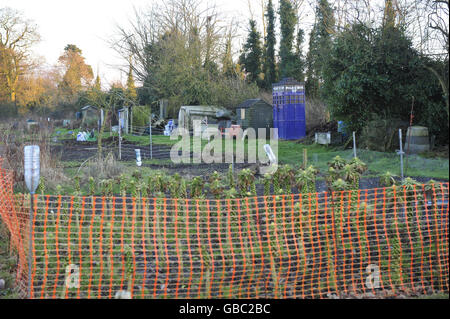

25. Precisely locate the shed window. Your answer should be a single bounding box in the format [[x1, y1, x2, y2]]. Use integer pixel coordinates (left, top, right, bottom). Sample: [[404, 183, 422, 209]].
[[241, 108, 246, 120]]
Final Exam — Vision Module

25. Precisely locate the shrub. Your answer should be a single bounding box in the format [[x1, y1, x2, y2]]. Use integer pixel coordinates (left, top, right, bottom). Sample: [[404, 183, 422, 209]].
[[237, 169, 256, 197], [295, 165, 319, 193], [322, 23, 447, 141]]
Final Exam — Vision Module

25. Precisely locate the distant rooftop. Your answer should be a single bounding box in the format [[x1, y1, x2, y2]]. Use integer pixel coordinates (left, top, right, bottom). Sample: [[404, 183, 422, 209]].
[[237, 99, 270, 109]]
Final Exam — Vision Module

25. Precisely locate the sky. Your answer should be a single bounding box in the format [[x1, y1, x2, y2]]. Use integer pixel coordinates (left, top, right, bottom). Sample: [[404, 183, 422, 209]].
[[2, 0, 446, 88], [0, 0, 265, 87]]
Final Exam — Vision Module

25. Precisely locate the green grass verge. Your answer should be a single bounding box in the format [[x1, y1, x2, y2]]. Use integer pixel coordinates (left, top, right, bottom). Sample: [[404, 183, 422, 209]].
[[278, 143, 449, 180]]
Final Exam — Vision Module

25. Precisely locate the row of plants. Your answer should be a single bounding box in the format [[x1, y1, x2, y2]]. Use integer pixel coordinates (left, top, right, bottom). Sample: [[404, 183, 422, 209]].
[[27, 176, 447, 299], [38, 156, 366, 197], [36, 155, 440, 200], [25, 155, 448, 298]]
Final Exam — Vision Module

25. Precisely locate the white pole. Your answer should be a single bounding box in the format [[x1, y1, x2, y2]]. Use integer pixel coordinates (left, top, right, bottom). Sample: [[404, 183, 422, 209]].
[[353, 131, 357, 158]]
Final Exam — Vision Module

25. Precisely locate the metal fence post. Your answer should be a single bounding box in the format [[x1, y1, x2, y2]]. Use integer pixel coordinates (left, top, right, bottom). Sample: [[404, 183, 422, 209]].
[[27, 193, 34, 298], [398, 129, 405, 181], [118, 122, 122, 161], [130, 106, 133, 135], [231, 143, 234, 175], [353, 131, 357, 158], [149, 116, 153, 160], [24, 145, 39, 299]]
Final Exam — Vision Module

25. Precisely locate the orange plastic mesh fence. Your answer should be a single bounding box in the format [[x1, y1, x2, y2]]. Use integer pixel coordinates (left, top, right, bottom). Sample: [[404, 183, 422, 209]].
[[0, 159, 30, 297], [0, 163, 448, 299]]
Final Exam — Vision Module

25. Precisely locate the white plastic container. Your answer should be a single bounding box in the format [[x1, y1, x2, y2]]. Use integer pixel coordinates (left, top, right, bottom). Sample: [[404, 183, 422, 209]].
[[135, 149, 142, 167], [24, 145, 40, 193]]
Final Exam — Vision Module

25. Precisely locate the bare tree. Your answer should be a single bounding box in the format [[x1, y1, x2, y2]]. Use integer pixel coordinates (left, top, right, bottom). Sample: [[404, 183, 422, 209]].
[[0, 7, 40, 103], [426, 0, 449, 57], [426, 0, 449, 117], [112, 0, 226, 81], [407, 0, 449, 116]]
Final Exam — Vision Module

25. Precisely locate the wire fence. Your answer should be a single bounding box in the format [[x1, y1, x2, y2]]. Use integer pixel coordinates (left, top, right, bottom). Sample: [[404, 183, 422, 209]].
[[118, 125, 172, 161], [50, 124, 173, 162], [0, 159, 448, 299]]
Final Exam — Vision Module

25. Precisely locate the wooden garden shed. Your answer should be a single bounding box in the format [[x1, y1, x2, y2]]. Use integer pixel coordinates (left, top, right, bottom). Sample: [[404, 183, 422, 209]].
[[236, 99, 273, 137]]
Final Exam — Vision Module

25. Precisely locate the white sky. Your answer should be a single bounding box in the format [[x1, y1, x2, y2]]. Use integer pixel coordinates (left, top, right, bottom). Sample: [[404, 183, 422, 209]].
[[0, 0, 276, 87]]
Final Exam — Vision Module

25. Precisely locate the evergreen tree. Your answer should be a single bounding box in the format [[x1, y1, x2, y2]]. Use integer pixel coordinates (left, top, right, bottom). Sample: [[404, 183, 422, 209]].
[[278, 0, 297, 79], [383, 0, 397, 29], [305, 0, 335, 97], [292, 28, 306, 82], [263, 0, 277, 89], [321, 24, 448, 142], [94, 74, 101, 91], [58, 44, 93, 104], [126, 60, 137, 104], [305, 26, 319, 96], [239, 19, 263, 85], [222, 31, 235, 78]]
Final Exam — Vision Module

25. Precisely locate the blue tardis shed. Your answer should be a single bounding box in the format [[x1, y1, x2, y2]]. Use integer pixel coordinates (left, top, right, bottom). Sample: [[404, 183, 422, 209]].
[[272, 78, 306, 140]]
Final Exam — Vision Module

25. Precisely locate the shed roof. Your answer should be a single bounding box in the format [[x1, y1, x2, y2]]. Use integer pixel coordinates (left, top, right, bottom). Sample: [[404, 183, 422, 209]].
[[237, 99, 271, 109], [180, 105, 226, 113], [179, 105, 232, 118], [81, 105, 98, 111]]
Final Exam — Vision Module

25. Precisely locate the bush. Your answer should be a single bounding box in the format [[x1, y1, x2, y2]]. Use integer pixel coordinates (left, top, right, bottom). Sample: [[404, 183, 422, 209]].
[[322, 24, 447, 142]]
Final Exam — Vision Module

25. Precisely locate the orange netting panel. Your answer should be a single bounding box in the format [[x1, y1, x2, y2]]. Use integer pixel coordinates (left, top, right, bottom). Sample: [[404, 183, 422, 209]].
[[0, 159, 29, 297], [0, 162, 448, 299]]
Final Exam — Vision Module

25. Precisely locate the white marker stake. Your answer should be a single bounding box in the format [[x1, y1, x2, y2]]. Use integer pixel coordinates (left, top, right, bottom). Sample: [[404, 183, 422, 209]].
[[135, 149, 142, 167]]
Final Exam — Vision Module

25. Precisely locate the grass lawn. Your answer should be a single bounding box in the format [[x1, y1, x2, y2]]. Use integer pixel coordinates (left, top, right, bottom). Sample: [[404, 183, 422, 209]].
[[278, 142, 449, 180]]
